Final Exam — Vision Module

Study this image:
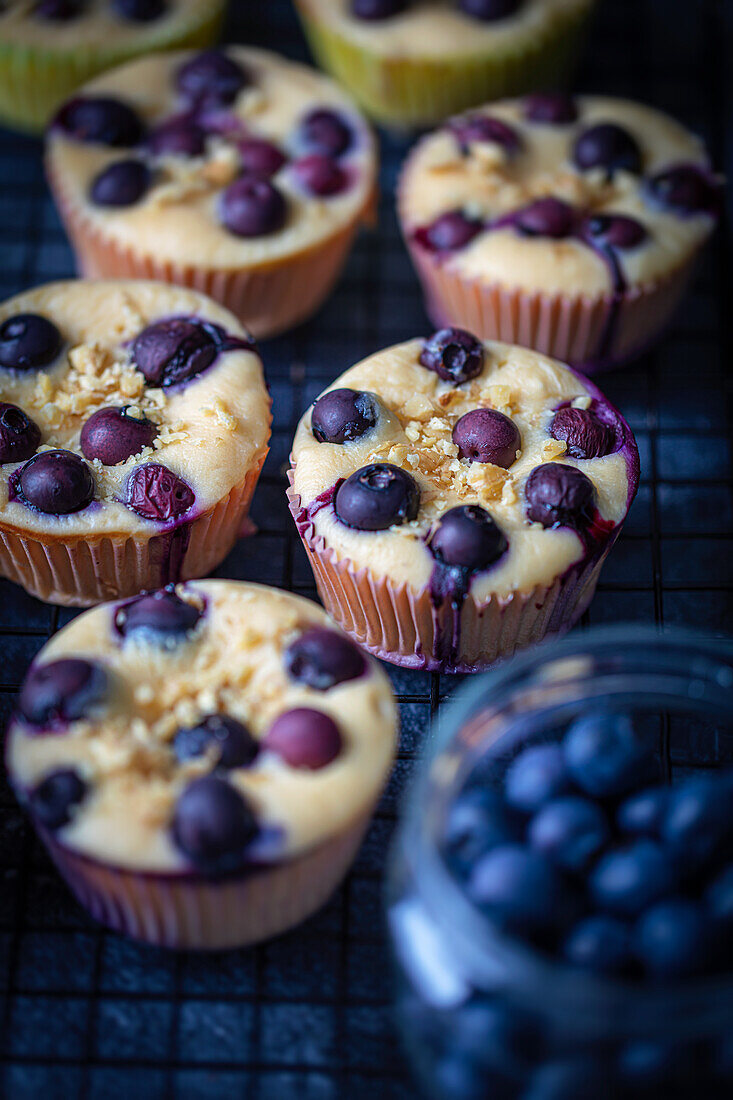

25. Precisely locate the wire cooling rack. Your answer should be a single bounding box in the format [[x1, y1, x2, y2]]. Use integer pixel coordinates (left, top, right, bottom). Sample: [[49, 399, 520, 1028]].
[[0, 1, 731, 1097]]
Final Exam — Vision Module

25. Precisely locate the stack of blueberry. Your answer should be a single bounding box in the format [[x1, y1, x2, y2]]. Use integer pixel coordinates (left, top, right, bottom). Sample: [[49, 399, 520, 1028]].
[[427, 713, 733, 1098]]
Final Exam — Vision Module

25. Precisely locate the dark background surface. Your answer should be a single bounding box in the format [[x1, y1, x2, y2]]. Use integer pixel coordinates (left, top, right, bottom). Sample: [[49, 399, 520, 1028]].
[[0, 1, 732, 1097]]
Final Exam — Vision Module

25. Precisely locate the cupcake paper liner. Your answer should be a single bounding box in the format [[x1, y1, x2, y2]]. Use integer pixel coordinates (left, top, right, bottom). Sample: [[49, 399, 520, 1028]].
[[287, 474, 620, 674], [39, 812, 371, 950], [0, 454, 267, 607], [294, 0, 592, 129], [0, 2, 226, 135], [48, 160, 377, 340]]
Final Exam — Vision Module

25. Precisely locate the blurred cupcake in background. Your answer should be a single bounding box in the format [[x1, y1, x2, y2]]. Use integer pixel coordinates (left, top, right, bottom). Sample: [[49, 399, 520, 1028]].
[[292, 0, 596, 129], [0, 0, 226, 134]]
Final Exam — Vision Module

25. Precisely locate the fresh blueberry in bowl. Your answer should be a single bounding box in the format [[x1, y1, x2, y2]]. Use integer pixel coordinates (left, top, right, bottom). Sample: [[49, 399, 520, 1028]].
[[264, 708, 343, 769], [590, 839, 676, 917], [528, 795, 610, 873], [573, 123, 642, 178], [220, 176, 287, 237], [297, 108, 352, 158], [28, 768, 88, 830], [617, 787, 669, 836], [453, 408, 520, 467], [174, 714, 259, 770], [562, 914, 634, 975], [335, 463, 420, 530], [53, 96, 144, 146], [442, 787, 519, 875], [0, 313, 62, 371], [661, 775, 733, 867], [311, 388, 378, 444], [419, 327, 484, 383], [16, 449, 95, 514], [17, 658, 108, 729], [124, 463, 194, 521], [176, 51, 248, 109], [468, 843, 573, 937], [132, 317, 218, 388], [550, 406, 615, 460], [428, 505, 508, 574], [418, 210, 482, 252], [284, 627, 366, 691], [524, 92, 578, 125], [524, 463, 597, 530], [80, 406, 158, 465], [171, 775, 258, 873], [0, 403, 41, 464], [115, 586, 203, 642], [633, 898, 710, 979], [564, 712, 656, 799], [89, 159, 151, 207], [504, 744, 569, 814], [147, 118, 206, 158]]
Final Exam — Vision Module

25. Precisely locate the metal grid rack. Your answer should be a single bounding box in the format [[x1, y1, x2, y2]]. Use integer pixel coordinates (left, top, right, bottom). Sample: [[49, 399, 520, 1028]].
[[0, 1, 731, 1097]]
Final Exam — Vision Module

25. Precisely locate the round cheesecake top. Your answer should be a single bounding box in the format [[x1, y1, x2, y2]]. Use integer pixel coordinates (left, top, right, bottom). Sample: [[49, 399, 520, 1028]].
[[291, 331, 638, 601], [400, 95, 720, 296], [0, 0, 217, 47], [45, 46, 377, 269], [0, 280, 270, 538], [6, 580, 398, 872], [298, 0, 592, 59]]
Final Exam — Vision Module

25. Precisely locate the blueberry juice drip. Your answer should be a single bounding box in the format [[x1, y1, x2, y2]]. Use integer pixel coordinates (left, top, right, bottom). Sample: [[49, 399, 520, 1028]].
[[428, 559, 475, 670], [303, 483, 339, 523], [584, 242, 627, 364], [155, 520, 193, 585]]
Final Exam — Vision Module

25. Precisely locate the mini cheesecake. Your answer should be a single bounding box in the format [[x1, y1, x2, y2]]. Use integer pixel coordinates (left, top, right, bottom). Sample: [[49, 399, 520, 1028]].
[[289, 329, 639, 672], [6, 580, 398, 949], [399, 94, 721, 371], [0, 0, 225, 134], [0, 280, 270, 606], [45, 46, 378, 337]]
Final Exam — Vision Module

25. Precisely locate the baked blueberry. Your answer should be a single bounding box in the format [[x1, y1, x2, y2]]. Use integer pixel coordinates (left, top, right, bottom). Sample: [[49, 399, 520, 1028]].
[[564, 713, 655, 799], [524, 92, 578, 125], [452, 408, 520, 467], [124, 464, 195, 521], [335, 463, 420, 530], [174, 714, 259, 769], [573, 123, 642, 177], [18, 658, 108, 728], [583, 213, 647, 250], [647, 164, 721, 216], [285, 626, 366, 690], [34, 0, 83, 18], [352, 0, 407, 17], [419, 327, 484, 383], [590, 840, 676, 917], [28, 768, 87, 830], [661, 775, 733, 867], [459, 0, 521, 21], [148, 118, 206, 158], [451, 113, 521, 152], [293, 154, 348, 197], [617, 787, 668, 836], [0, 313, 62, 371], [220, 176, 287, 237], [176, 51, 248, 109], [113, 0, 166, 19], [264, 708, 342, 769], [634, 898, 709, 979], [468, 843, 569, 936], [429, 505, 508, 573], [171, 775, 258, 873], [115, 586, 203, 641], [238, 137, 287, 178], [89, 159, 151, 207], [524, 463, 597, 529], [311, 388, 377, 444], [53, 96, 144, 146], [132, 317, 218, 388], [550, 406, 615, 460], [18, 450, 94, 514], [562, 914, 633, 975], [298, 108, 352, 158], [0, 403, 41, 464], [505, 744, 569, 814], [419, 210, 482, 252], [515, 197, 575, 239], [442, 787, 518, 873], [528, 795, 610, 872], [80, 406, 158, 465]]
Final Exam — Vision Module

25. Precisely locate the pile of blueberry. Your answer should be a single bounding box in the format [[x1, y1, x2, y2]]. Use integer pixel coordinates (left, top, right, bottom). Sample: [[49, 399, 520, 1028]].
[[443, 713, 733, 981]]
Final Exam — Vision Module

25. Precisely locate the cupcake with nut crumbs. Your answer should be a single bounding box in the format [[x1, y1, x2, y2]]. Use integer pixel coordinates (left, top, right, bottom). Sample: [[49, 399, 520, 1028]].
[[289, 328, 638, 672], [0, 280, 270, 606]]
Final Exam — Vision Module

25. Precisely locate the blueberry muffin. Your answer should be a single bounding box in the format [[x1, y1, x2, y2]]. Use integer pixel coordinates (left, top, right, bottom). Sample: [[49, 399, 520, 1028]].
[[289, 329, 639, 671], [294, 0, 595, 129], [5, 580, 398, 948], [0, 0, 225, 134], [45, 46, 378, 338], [0, 280, 270, 606], [399, 94, 721, 371]]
